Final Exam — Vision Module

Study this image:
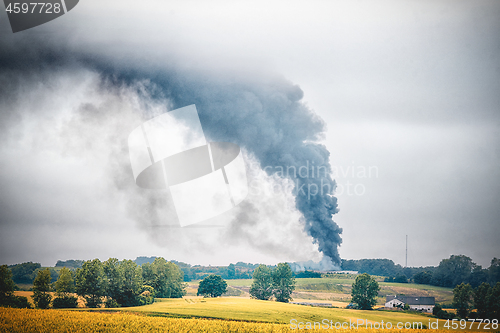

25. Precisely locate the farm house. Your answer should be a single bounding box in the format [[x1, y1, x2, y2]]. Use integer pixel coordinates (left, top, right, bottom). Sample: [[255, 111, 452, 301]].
[[385, 295, 435, 313]]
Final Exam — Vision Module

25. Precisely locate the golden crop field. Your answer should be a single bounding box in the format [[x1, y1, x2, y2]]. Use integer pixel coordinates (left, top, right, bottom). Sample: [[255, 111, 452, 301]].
[[9, 293, 489, 331], [80, 297, 494, 331], [0, 307, 454, 333]]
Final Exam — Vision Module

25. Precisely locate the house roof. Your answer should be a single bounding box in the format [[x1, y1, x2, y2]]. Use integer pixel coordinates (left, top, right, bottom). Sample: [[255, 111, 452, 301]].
[[385, 295, 435, 305]]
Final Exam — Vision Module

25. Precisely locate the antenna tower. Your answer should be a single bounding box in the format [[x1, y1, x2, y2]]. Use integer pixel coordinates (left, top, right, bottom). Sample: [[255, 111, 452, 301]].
[[405, 235, 408, 268]]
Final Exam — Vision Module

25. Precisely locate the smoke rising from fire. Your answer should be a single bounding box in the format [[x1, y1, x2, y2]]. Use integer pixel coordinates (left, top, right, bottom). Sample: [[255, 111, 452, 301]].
[[0, 37, 342, 265], [89, 61, 343, 265]]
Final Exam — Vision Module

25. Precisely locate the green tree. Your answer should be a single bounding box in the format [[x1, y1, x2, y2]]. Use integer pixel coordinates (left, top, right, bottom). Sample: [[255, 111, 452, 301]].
[[141, 262, 155, 286], [9, 262, 41, 284], [152, 258, 170, 297], [33, 268, 52, 309], [103, 258, 122, 305], [52, 267, 78, 309], [144, 258, 185, 298], [197, 274, 227, 297], [413, 271, 432, 285], [486, 282, 500, 319], [351, 273, 380, 310], [249, 265, 274, 300], [54, 267, 74, 296], [55, 260, 84, 269], [117, 260, 143, 306], [1, 265, 16, 302], [432, 255, 474, 287], [48, 268, 58, 283], [474, 282, 491, 319], [432, 303, 454, 320], [489, 258, 500, 284], [164, 261, 186, 298], [453, 283, 472, 319], [75, 259, 106, 308], [272, 263, 295, 303], [394, 274, 408, 283], [0, 264, 17, 307], [227, 264, 236, 279], [0, 265, 31, 308]]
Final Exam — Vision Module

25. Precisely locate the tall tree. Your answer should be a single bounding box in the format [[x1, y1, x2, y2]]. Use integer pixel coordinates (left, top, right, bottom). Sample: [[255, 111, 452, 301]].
[[52, 267, 78, 308], [486, 282, 500, 320], [453, 283, 472, 319], [165, 261, 185, 298], [489, 258, 500, 284], [118, 260, 143, 306], [54, 267, 74, 296], [474, 282, 491, 319], [75, 259, 106, 308], [197, 274, 227, 297], [249, 265, 274, 300], [432, 255, 474, 287], [33, 268, 52, 309], [227, 264, 236, 279], [0, 265, 31, 308], [469, 265, 489, 288], [272, 263, 295, 303], [0, 265, 16, 305], [103, 258, 122, 304], [141, 262, 155, 287], [145, 258, 185, 298], [351, 273, 380, 310]]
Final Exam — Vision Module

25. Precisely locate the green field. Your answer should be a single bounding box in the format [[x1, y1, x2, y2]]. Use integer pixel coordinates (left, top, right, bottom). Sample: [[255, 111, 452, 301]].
[[198, 276, 454, 305], [98, 297, 433, 326]]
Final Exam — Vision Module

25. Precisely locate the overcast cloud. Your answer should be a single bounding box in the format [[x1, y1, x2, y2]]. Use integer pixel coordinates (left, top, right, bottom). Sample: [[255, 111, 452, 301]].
[[0, 0, 498, 268]]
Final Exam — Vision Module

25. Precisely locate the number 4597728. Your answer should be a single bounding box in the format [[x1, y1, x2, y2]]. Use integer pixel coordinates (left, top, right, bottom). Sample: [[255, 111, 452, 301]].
[[5, 2, 62, 14], [444, 319, 498, 330]]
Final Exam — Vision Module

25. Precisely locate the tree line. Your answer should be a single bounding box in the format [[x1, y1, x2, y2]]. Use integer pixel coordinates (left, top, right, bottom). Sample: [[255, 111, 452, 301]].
[[442, 282, 500, 320], [57, 257, 259, 282], [6, 254, 498, 294], [343, 255, 500, 288], [1, 257, 185, 309], [190, 263, 296, 303], [8, 262, 58, 285], [135, 257, 259, 281]]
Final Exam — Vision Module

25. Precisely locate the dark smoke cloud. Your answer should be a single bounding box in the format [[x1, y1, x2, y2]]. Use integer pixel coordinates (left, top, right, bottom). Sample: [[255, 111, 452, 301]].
[[90, 64, 343, 264], [0, 40, 343, 265]]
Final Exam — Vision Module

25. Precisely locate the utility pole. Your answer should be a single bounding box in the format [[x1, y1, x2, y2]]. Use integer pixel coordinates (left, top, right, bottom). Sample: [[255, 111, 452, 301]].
[[405, 235, 408, 268]]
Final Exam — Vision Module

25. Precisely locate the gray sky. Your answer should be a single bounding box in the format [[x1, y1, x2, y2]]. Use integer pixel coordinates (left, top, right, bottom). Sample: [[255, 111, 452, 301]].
[[0, 0, 499, 268]]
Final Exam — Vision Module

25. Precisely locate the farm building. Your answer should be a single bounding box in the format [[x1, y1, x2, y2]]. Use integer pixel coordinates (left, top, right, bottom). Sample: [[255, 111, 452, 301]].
[[385, 295, 435, 313]]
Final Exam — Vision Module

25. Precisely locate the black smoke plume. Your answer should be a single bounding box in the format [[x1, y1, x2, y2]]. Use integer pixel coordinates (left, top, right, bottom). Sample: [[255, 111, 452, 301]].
[[0, 41, 343, 265]]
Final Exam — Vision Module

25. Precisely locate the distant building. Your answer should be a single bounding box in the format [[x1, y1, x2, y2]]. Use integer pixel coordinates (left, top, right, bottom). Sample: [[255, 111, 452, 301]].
[[385, 295, 435, 313]]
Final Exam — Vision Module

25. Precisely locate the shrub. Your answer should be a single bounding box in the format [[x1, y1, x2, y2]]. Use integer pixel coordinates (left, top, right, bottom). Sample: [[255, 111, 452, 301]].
[[104, 298, 121, 308], [52, 295, 78, 308]]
